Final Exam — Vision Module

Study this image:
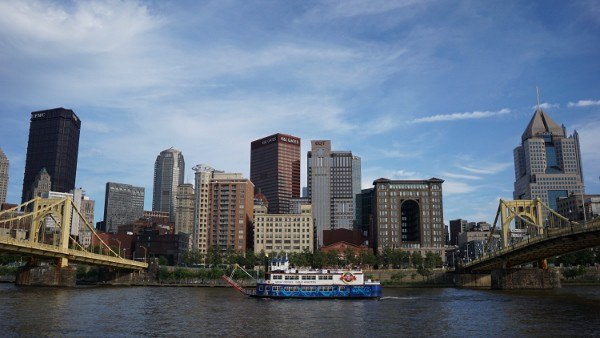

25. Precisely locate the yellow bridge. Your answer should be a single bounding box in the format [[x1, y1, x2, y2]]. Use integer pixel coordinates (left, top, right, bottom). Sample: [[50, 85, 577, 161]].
[[463, 199, 600, 273], [0, 197, 147, 270]]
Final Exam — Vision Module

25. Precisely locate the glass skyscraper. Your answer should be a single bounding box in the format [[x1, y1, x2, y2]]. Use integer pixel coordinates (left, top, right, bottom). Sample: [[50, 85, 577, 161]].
[[152, 147, 185, 222], [21, 108, 81, 204], [513, 109, 584, 213]]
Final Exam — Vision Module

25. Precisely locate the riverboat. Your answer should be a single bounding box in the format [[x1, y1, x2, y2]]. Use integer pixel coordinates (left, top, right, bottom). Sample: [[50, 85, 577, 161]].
[[222, 257, 382, 299]]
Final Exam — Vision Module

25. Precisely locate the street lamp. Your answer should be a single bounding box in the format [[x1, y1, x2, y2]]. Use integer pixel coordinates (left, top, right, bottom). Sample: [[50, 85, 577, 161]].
[[139, 245, 147, 263], [111, 238, 122, 257]]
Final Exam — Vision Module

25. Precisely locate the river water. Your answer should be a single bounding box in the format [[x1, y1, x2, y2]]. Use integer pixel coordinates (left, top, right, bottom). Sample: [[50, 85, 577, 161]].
[[0, 283, 598, 337]]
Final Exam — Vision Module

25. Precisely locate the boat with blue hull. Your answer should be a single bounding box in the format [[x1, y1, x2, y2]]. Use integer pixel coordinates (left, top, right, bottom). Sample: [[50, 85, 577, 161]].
[[223, 257, 382, 299]]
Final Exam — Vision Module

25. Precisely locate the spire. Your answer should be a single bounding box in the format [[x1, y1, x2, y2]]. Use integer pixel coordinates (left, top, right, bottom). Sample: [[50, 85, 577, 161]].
[[521, 109, 565, 141]]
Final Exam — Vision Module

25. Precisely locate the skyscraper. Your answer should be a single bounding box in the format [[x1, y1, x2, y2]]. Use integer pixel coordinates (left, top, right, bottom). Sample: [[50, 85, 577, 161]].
[[0, 148, 8, 204], [250, 133, 300, 214], [103, 182, 145, 233], [307, 140, 361, 246], [152, 147, 185, 222], [21, 108, 81, 204], [513, 109, 584, 214]]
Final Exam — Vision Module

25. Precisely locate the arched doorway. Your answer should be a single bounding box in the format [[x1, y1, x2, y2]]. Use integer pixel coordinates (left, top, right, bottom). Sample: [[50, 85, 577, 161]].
[[401, 200, 420, 242]]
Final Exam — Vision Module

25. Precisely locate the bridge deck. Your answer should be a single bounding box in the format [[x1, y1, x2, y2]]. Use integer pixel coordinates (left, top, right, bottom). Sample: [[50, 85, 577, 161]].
[[0, 235, 148, 270], [464, 220, 600, 272]]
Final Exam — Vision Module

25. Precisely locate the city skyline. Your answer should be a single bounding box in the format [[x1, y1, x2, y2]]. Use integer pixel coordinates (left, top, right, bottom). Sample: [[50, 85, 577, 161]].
[[0, 1, 599, 224]]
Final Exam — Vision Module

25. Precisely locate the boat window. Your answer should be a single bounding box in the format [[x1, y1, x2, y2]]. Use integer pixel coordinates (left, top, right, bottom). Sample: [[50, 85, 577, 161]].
[[293, 287, 299, 291], [301, 275, 316, 280], [318, 275, 333, 280], [318, 286, 333, 292], [339, 286, 345, 291], [272, 275, 283, 280], [259, 286, 263, 291], [284, 275, 299, 280], [266, 286, 271, 291]]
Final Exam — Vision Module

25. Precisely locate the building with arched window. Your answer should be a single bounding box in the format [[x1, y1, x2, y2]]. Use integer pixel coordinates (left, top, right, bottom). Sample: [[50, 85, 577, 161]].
[[367, 178, 445, 260]]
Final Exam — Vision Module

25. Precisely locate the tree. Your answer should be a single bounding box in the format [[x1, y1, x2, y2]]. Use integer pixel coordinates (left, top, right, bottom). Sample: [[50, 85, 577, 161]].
[[424, 252, 442, 269], [380, 247, 393, 269], [411, 252, 423, 268], [343, 248, 358, 267], [206, 247, 222, 267], [324, 250, 341, 267], [417, 264, 433, 281], [312, 250, 325, 268], [359, 250, 377, 269]]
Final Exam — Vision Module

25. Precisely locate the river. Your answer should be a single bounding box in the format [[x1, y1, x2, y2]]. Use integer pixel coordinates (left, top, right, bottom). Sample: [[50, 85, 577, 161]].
[[0, 283, 598, 337]]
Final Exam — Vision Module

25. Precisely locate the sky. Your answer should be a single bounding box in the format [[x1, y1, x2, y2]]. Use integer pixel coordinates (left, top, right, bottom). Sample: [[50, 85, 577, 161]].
[[0, 0, 599, 225]]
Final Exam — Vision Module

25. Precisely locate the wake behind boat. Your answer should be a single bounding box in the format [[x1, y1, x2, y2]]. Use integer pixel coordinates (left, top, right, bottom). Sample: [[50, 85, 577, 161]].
[[222, 257, 382, 299]]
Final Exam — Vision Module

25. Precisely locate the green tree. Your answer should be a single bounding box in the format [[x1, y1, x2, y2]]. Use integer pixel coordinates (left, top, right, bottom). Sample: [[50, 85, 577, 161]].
[[424, 252, 442, 269], [206, 247, 222, 267], [312, 250, 325, 268], [417, 264, 433, 281], [359, 250, 377, 269], [343, 248, 357, 267], [324, 250, 341, 267], [411, 252, 423, 268], [380, 247, 393, 269]]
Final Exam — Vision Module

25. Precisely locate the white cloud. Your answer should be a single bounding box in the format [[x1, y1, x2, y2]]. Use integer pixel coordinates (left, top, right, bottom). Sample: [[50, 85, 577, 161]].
[[531, 102, 558, 110], [307, 0, 421, 19], [457, 162, 512, 175], [442, 172, 482, 180], [0, 0, 161, 55], [568, 100, 600, 108], [412, 108, 510, 123], [443, 181, 476, 196]]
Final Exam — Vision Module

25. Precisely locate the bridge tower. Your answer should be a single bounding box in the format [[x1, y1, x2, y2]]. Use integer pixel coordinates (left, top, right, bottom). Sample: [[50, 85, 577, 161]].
[[31, 196, 73, 267], [495, 199, 544, 249]]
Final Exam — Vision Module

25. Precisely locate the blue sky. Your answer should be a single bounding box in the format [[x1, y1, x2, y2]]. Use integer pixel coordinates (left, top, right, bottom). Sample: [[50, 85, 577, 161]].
[[0, 0, 599, 224]]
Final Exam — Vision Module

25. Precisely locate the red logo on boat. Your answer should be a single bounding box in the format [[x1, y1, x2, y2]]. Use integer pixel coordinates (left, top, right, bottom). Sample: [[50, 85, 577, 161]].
[[341, 272, 356, 283]]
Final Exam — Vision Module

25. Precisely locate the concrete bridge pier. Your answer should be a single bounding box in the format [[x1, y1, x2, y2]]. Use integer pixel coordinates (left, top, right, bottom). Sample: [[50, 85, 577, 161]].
[[15, 259, 76, 287], [491, 268, 561, 289]]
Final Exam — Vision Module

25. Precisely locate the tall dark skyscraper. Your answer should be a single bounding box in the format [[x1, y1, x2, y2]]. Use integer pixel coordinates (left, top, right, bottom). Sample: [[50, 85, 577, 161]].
[[250, 133, 301, 214], [21, 108, 81, 204]]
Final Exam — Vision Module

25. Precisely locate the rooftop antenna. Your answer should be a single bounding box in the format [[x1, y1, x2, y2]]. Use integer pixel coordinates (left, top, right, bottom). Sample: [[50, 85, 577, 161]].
[[536, 86, 541, 111]]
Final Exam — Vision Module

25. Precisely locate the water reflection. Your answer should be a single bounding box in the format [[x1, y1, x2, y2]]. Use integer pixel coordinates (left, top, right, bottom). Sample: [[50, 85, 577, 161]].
[[0, 284, 598, 337]]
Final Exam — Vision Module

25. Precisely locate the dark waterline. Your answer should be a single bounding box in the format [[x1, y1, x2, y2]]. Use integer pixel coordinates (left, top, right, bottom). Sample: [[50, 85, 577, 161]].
[[0, 284, 599, 337]]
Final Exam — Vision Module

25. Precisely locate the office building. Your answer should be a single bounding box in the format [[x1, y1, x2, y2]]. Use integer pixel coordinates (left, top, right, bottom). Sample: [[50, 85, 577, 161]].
[[22, 108, 81, 204], [30, 168, 52, 200], [513, 109, 584, 216], [254, 203, 314, 254], [556, 194, 600, 222], [44, 189, 94, 247], [449, 219, 469, 246], [307, 140, 361, 246], [250, 133, 301, 214], [369, 178, 445, 259], [103, 182, 145, 233], [0, 148, 8, 204], [175, 183, 195, 240], [153, 147, 185, 222]]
